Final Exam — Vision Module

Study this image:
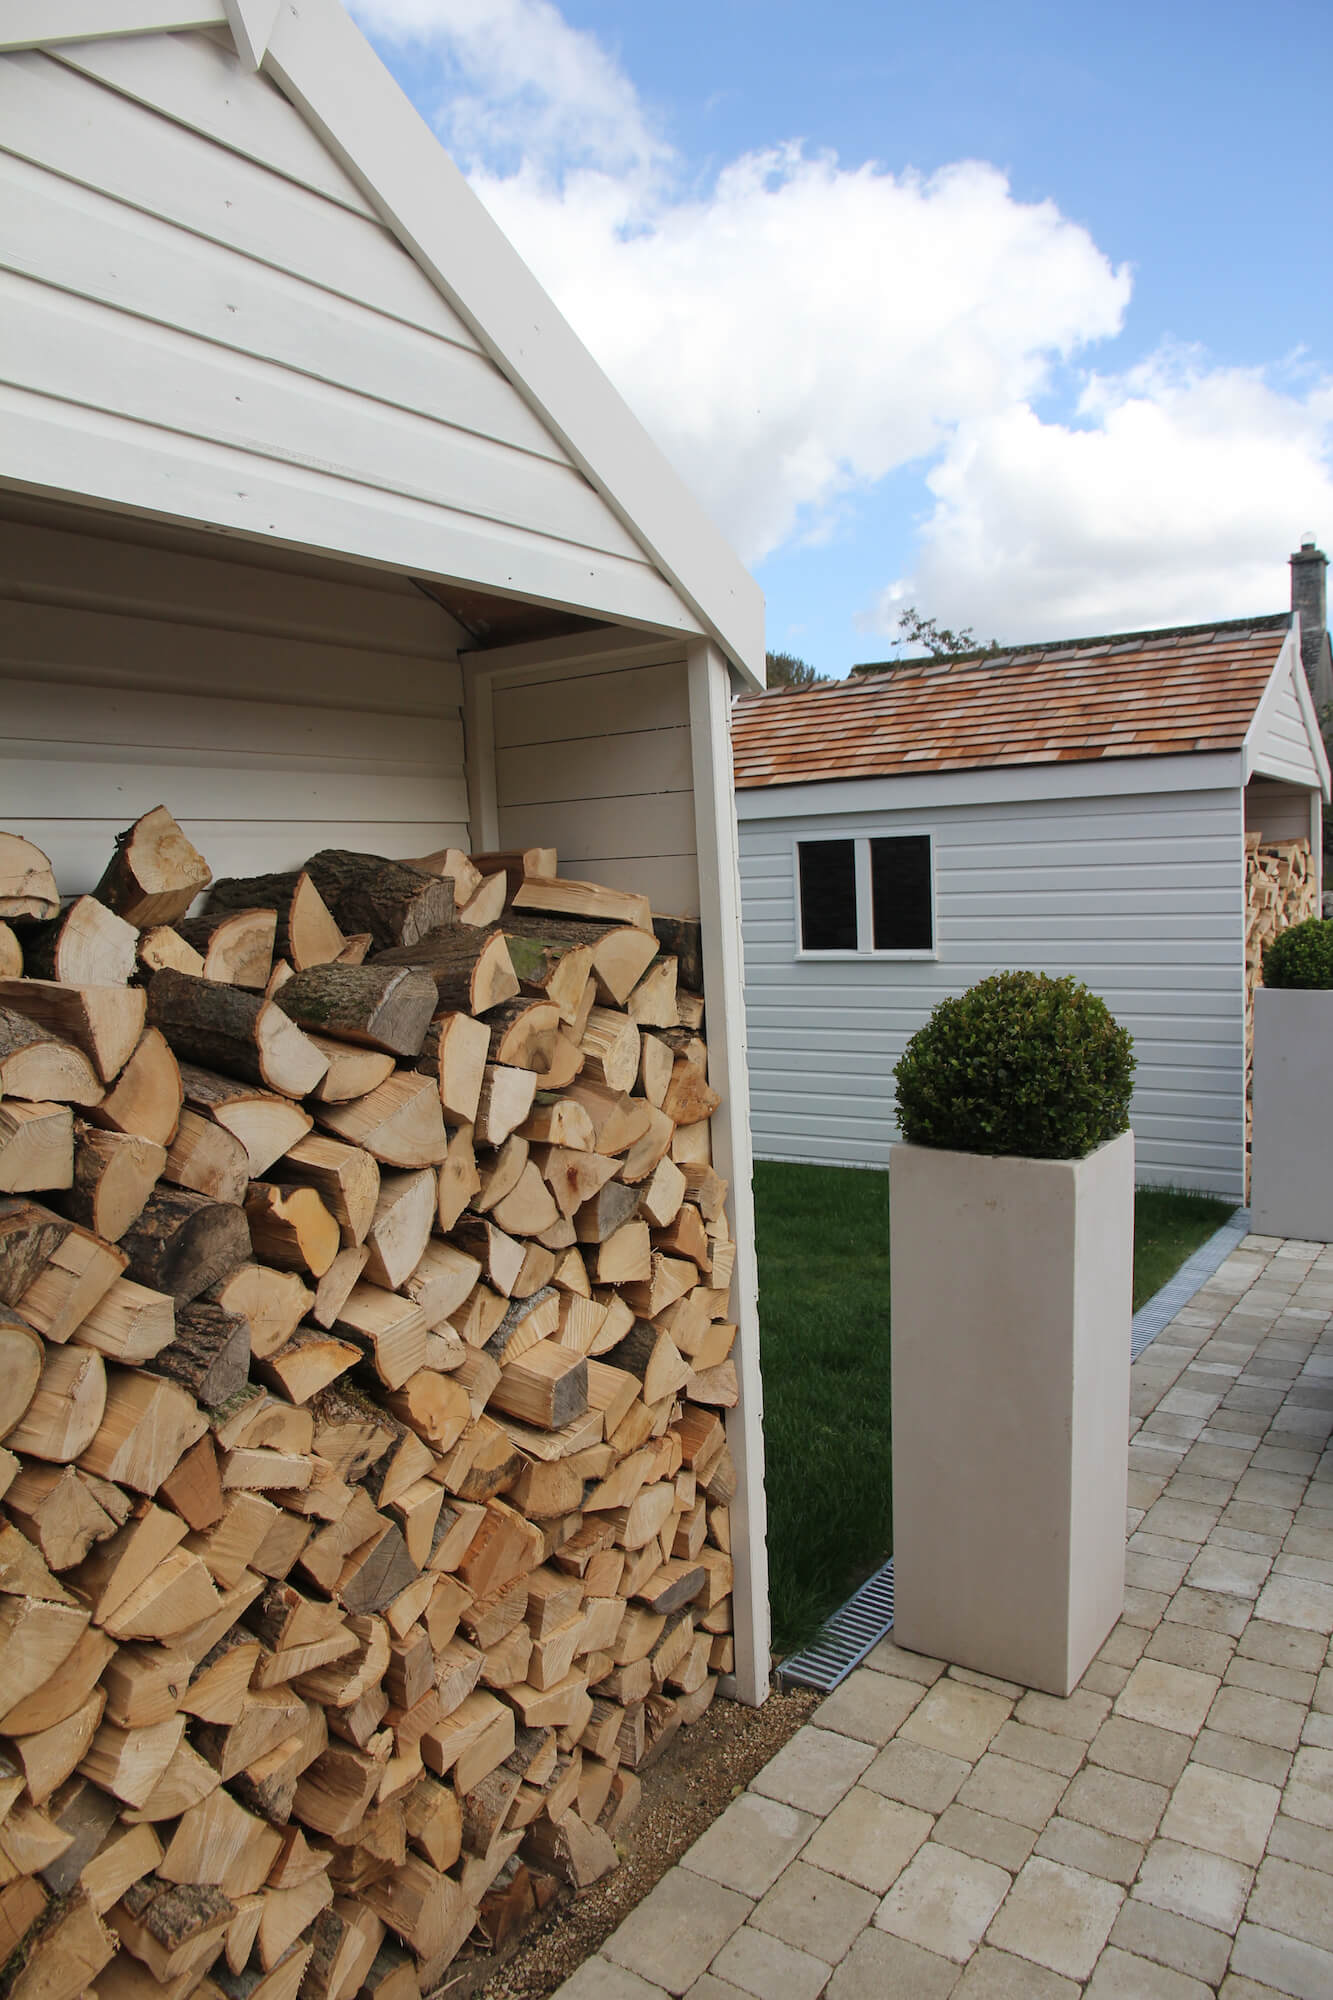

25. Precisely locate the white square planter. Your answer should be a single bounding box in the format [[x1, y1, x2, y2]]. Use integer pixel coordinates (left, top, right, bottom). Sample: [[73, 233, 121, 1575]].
[[889, 1130, 1133, 1696], [1250, 987, 1333, 1240]]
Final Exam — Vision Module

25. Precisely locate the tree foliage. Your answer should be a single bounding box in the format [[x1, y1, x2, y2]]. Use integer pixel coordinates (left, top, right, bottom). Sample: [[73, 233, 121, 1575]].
[[893, 607, 1002, 659], [766, 650, 829, 688]]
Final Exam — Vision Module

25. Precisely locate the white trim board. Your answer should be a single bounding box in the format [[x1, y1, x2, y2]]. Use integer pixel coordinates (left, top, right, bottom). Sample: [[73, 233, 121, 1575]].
[[736, 750, 1248, 822]]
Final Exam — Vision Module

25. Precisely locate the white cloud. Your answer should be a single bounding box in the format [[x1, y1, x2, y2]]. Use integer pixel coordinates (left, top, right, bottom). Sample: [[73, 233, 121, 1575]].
[[354, 0, 1131, 562], [354, 0, 1333, 641], [866, 352, 1333, 642]]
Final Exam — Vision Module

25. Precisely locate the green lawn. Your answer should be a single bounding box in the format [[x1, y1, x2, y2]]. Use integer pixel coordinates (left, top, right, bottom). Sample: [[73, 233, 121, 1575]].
[[755, 1161, 1235, 1657]]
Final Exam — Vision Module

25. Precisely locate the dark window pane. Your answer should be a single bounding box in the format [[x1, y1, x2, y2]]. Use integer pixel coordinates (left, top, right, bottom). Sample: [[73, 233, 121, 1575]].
[[870, 836, 932, 950], [798, 840, 857, 950]]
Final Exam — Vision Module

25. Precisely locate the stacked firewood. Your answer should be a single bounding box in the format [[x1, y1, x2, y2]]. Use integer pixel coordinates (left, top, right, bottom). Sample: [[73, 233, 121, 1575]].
[[0, 810, 740, 2000], [1244, 832, 1318, 1183]]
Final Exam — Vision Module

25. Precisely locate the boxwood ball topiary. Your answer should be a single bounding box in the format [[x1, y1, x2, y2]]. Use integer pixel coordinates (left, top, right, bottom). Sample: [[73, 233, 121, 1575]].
[[1262, 917, 1333, 989], [894, 970, 1136, 1160]]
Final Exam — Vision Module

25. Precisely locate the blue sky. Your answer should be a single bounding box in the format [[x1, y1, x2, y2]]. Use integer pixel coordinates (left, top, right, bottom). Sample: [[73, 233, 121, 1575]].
[[353, 1, 1333, 676]]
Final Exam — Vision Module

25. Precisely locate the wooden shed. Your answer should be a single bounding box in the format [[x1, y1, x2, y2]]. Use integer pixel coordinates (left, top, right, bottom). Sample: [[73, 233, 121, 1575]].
[[734, 613, 1330, 1201], [0, 0, 768, 1700]]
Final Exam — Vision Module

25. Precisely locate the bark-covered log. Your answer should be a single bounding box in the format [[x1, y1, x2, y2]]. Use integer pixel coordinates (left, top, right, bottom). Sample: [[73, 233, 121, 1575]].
[[120, 1183, 252, 1305], [149, 1301, 251, 1407], [0, 1007, 103, 1106], [303, 850, 453, 952], [373, 925, 518, 1015], [148, 969, 328, 1100], [273, 965, 437, 1059], [651, 914, 703, 994]]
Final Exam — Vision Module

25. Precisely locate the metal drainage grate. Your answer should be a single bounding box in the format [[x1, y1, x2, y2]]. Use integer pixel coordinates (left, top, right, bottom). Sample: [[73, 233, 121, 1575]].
[[776, 1558, 895, 1693]]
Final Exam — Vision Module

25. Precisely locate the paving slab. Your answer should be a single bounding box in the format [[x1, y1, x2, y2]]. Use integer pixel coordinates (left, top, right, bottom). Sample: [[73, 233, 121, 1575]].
[[748, 1725, 874, 1815], [679, 1791, 817, 1898], [749, 1859, 877, 1965], [706, 1925, 829, 2000], [600, 1873, 752, 1996], [824, 1928, 959, 1999], [582, 1237, 1333, 2000], [1132, 1834, 1253, 1931], [874, 1843, 1010, 1962]]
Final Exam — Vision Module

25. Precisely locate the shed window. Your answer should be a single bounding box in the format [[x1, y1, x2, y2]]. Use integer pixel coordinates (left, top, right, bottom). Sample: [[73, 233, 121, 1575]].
[[797, 835, 934, 955]]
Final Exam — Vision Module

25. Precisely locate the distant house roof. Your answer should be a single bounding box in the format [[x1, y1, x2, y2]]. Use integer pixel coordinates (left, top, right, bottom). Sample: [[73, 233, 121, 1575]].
[[733, 614, 1296, 790]]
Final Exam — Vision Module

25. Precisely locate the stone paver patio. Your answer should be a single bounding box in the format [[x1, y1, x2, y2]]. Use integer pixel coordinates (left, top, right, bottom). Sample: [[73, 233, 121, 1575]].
[[554, 1234, 1333, 1998]]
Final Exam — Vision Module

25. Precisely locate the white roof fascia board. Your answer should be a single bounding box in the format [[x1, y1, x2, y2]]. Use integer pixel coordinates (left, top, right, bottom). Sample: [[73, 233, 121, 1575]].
[[222, 0, 280, 68], [734, 748, 1244, 821], [1242, 617, 1331, 802], [260, 0, 765, 689], [0, 2, 224, 49]]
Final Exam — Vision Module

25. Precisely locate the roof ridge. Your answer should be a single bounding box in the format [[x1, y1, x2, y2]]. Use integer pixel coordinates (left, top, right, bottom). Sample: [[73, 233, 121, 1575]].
[[850, 609, 1291, 680]]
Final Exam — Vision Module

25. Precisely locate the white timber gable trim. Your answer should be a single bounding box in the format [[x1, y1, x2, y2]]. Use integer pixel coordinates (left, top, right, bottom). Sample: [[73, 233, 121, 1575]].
[[0, 0, 763, 683], [0, 2, 224, 48], [1243, 619, 1331, 800]]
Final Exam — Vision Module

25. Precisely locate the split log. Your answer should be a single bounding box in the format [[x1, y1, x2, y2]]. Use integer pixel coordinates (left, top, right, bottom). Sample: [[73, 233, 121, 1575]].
[[244, 1185, 339, 1279], [0, 923, 20, 978], [137, 926, 205, 978], [502, 932, 594, 1025], [302, 851, 453, 953], [204, 872, 343, 970], [0, 1009, 103, 1106], [175, 909, 276, 989], [207, 1263, 309, 1362], [6, 1341, 106, 1461], [163, 1110, 250, 1206], [412, 1011, 489, 1124], [0, 1102, 73, 1192], [403, 847, 482, 905], [510, 875, 650, 931], [86, 1028, 183, 1148], [274, 966, 437, 1060], [80, 1368, 209, 1494], [0, 1306, 44, 1440], [626, 956, 678, 1029], [17, 1223, 126, 1343], [312, 1074, 447, 1170], [303, 1038, 395, 1105], [0, 980, 146, 1085], [148, 972, 327, 1101], [361, 1169, 435, 1291], [0, 833, 60, 920], [475, 1065, 537, 1149], [121, 1185, 251, 1305], [177, 1067, 312, 1178], [59, 1124, 166, 1242], [579, 1008, 640, 1092], [94, 806, 212, 927]]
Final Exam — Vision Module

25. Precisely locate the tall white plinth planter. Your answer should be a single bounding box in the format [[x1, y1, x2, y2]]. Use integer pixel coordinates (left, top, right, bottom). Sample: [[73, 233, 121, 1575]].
[[1251, 988, 1333, 1241], [889, 1130, 1133, 1697]]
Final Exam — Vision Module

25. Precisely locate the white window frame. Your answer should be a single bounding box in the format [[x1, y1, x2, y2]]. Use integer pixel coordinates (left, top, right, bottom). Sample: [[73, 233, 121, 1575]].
[[793, 831, 937, 960]]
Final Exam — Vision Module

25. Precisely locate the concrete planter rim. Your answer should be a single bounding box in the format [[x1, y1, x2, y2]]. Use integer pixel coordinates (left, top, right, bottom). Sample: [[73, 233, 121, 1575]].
[[891, 1130, 1132, 1172]]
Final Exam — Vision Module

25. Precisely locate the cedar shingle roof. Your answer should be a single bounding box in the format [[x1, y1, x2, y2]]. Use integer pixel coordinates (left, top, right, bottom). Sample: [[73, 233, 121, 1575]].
[[732, 615, 1291, 790]]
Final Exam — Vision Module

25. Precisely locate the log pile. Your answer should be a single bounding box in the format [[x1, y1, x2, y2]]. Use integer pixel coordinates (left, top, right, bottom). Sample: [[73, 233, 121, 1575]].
[[1244, 832, 1318, 1187], [0, 814, 741, 2000]]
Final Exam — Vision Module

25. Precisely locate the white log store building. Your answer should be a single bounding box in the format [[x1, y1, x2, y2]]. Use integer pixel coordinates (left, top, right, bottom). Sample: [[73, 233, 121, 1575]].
[[0, 0, 770, 1706], [733, 607, 1331, 1202]]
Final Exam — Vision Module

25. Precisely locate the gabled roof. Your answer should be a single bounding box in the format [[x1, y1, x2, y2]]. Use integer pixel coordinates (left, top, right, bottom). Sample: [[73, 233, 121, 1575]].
[[0, 0, 764, 685], [733, 614, 1311, 790]]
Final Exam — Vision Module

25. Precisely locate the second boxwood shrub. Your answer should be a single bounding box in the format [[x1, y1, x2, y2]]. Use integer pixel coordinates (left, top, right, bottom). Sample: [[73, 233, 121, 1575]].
[[894, 970, 1135, 1160], [1262, 917, 1333, 989]]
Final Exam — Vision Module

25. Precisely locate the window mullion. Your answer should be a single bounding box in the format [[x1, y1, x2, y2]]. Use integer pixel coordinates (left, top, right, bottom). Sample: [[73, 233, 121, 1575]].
[[854, 838, 874, 953]]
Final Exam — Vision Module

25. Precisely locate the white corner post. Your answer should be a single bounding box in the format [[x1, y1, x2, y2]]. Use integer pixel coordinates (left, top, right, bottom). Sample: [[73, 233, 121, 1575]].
[[688, 641, 771, 1703]]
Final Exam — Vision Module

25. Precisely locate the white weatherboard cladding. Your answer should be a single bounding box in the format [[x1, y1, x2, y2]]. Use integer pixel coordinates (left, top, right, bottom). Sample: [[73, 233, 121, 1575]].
[[0, 503, 469, 889], [0, 37, 688, 632], [1245, 778, 1319, 845], [740, 783, 1248, 1198], [488, 649, 700, 917]]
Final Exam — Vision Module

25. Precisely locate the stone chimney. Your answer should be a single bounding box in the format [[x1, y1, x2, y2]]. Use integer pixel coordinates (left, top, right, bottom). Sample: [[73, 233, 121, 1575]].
[[1290, 534, 1328, 690]]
